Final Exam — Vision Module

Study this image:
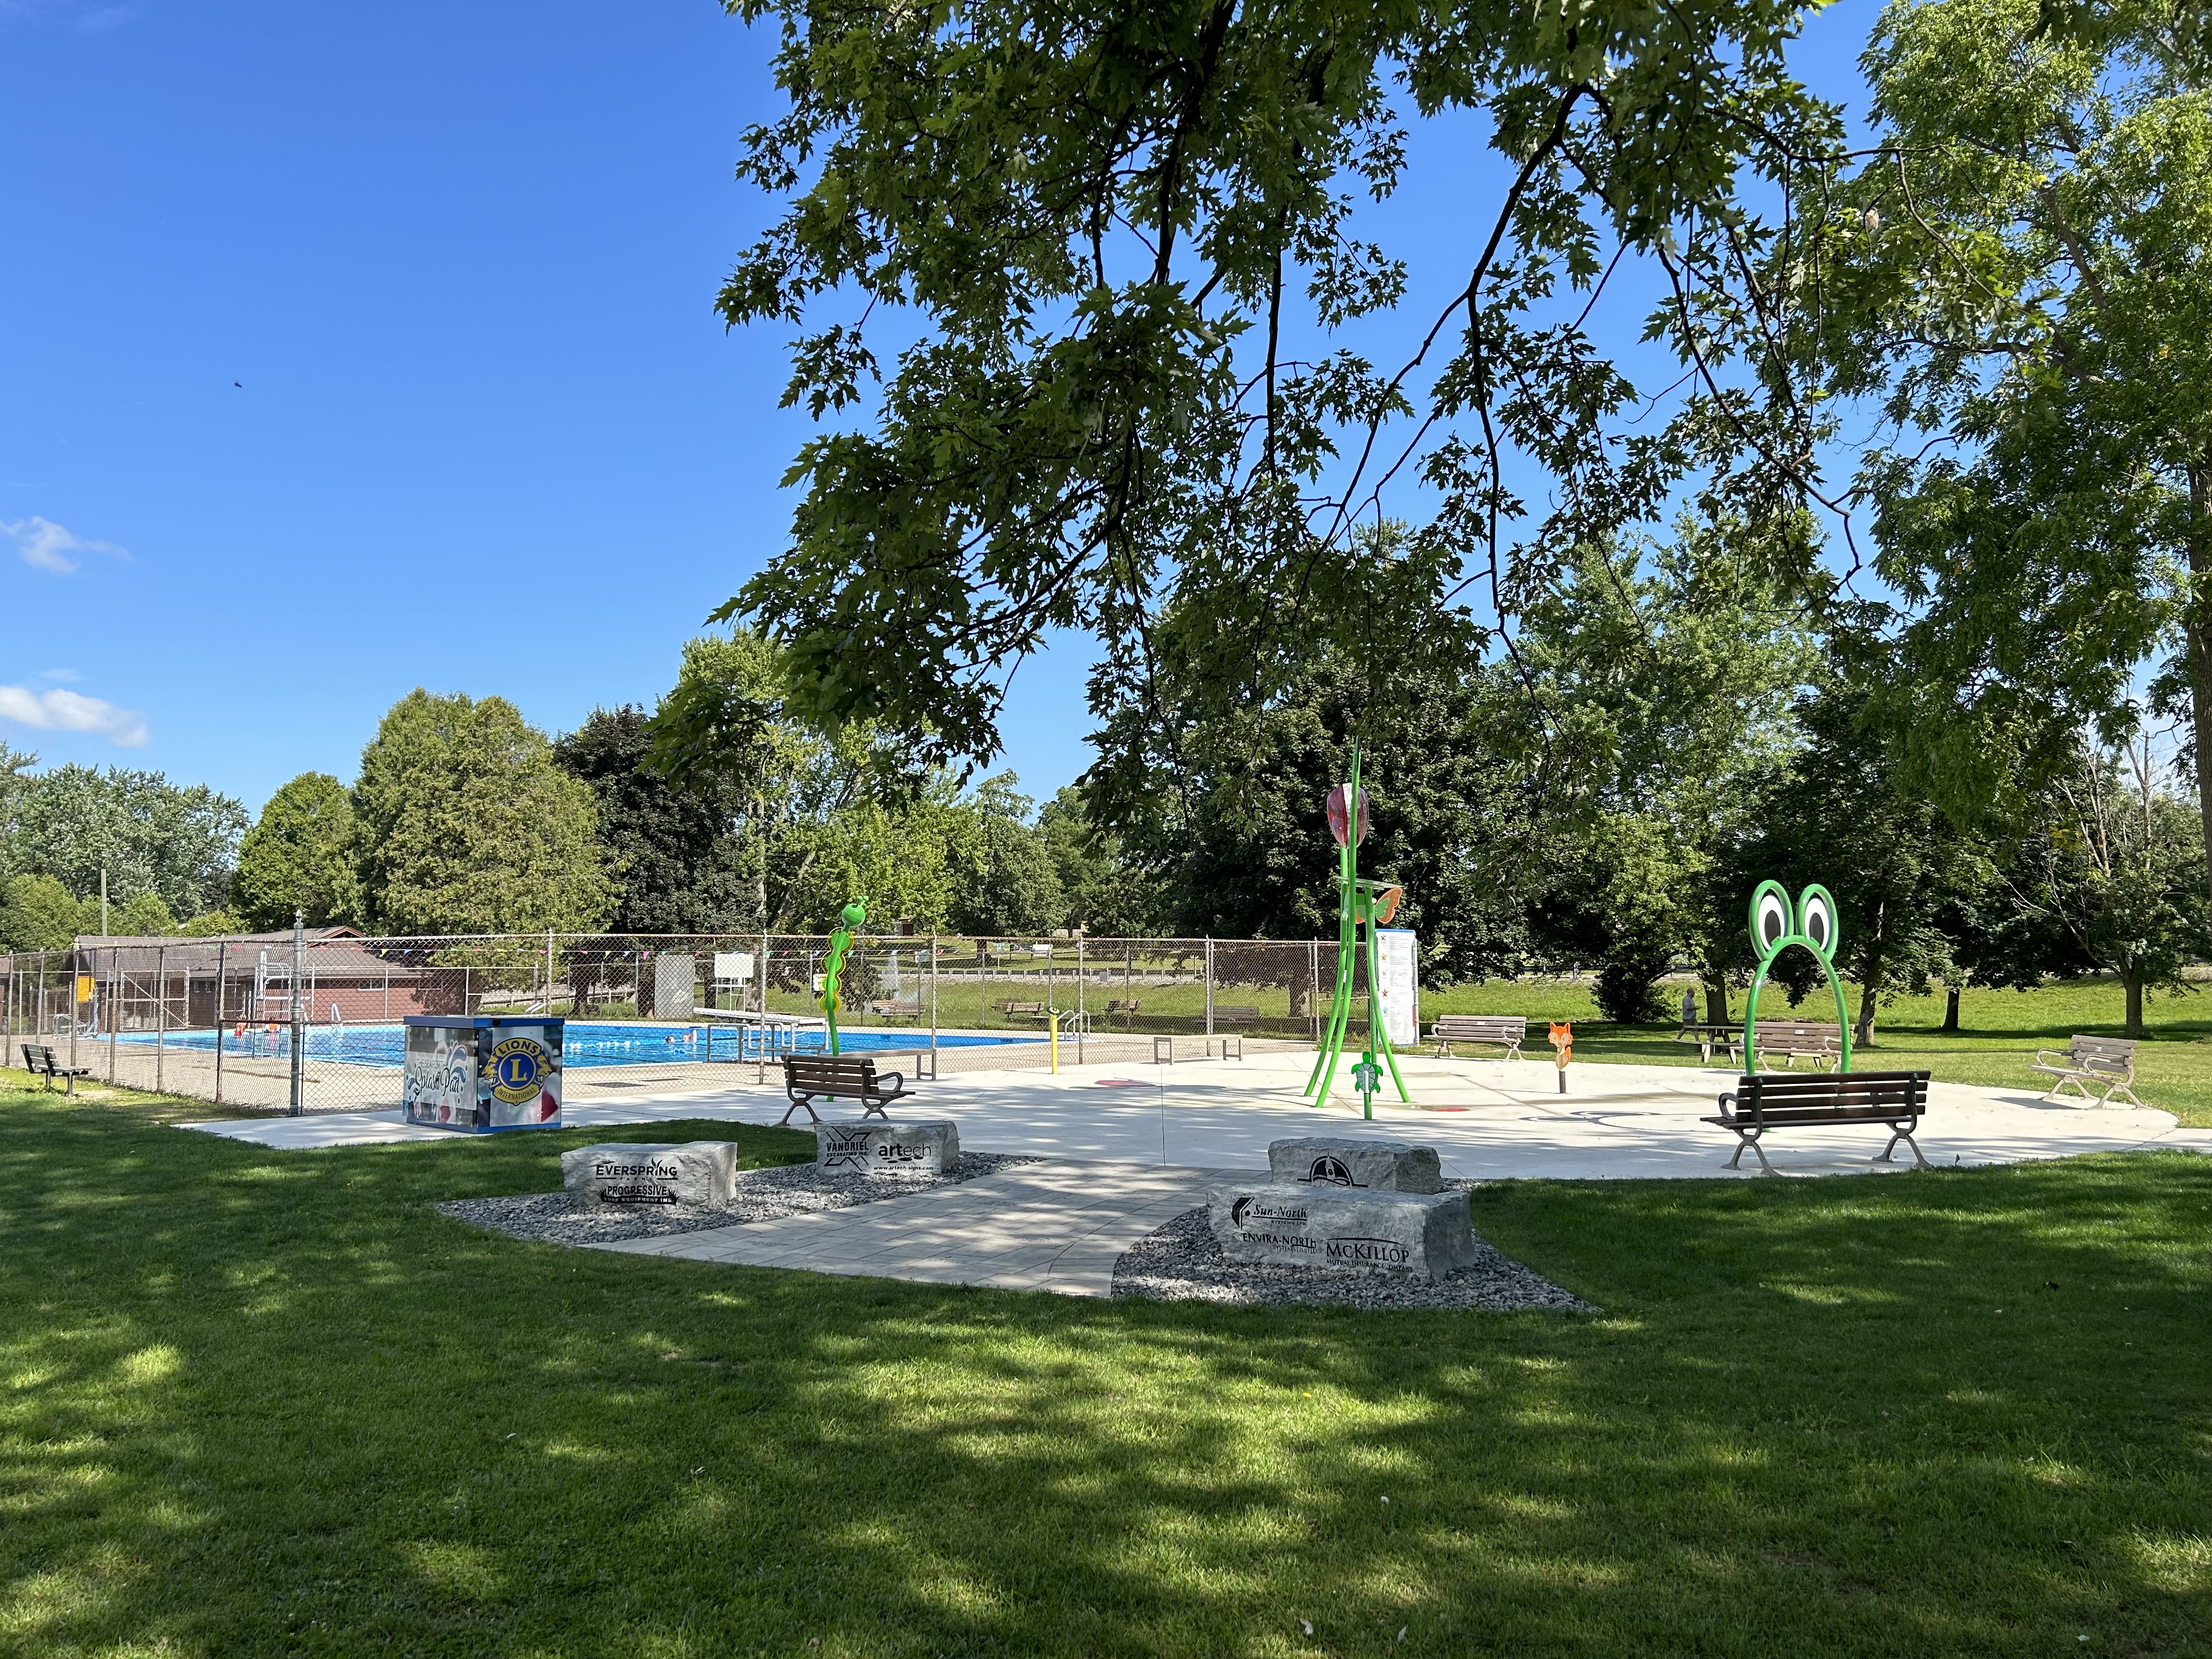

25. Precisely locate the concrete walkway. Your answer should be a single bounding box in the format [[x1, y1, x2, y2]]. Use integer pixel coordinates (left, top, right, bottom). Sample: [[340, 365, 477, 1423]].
[[592, 1158, 1235, 1296]]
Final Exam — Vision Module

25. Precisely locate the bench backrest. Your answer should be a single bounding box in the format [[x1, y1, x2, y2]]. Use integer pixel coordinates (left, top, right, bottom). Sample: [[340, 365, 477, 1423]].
[[20, 1043, 55, 1070], [1432, 1015, 1527, 1038], [1737, 1070, 1929, 1113], [1212, 1005, 1260, 1020], [1752, 1021, 1839, 1040], [2068, 1035, 2136, 1069], [784, 1053, 881, 1084]]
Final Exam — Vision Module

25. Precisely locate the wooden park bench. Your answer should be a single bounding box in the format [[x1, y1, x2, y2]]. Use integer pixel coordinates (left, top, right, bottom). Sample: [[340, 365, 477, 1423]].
[[1212, 1005, 1260, 1026], [866, 996, 921, 1019], [19, 1042, 92, 1095], [1705, 1069, 1932, 1174], [778, 1053, 914, 1126], [1001, 1000, 1047, 1021], [1429, 1015, 1526, 1060], [1105, 998, 1142, 1023], [2031, 1035, 2143, 1108], [1750, 1021, 1843, 1070]]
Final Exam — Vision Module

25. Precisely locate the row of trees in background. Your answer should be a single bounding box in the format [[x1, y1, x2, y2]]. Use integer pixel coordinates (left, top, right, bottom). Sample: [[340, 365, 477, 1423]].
[[0, 745, 246, 946], [4, 578, 2203, 1041], [0, 637, 1095, 950]]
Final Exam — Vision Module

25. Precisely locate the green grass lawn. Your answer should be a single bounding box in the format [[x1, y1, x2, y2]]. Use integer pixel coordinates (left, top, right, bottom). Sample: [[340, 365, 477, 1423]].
[[1417, 977, 2212, 1129], [2, 1088, 2207, 1656]]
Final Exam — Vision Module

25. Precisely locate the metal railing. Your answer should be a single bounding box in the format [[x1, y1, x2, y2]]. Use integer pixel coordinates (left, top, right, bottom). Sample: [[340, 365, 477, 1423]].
[[1, 931, 1356, 1115]]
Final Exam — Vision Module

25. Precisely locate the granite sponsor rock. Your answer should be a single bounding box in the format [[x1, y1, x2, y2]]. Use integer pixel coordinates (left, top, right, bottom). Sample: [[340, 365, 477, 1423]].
[[814, 1120, 960, 1177], [1206, 1183, 1478, 1280], [1267, 1136, 1443, 1194], [563, 1141, 736, 1209]]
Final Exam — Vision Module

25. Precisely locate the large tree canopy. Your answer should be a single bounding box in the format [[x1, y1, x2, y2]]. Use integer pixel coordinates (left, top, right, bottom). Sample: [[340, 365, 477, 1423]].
[[354, 692, 613, 936], [714, 0, 1842, 765], [233, 772, 363, 931], [1795, 0, 2212, 887]]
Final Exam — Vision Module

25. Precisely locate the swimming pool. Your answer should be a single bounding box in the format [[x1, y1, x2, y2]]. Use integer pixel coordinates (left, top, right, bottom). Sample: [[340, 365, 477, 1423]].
[[120, 1022, 1037, 1069]]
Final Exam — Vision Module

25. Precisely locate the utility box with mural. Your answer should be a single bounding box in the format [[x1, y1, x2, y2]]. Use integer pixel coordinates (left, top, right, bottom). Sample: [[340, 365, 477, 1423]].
[[401, 1015, 564, 1132]]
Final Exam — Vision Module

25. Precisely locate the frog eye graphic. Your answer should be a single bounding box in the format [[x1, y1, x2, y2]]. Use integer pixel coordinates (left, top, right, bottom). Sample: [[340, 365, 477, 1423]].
[[1751, 881, 1791, 956], [1798, 884, 1839, 960]]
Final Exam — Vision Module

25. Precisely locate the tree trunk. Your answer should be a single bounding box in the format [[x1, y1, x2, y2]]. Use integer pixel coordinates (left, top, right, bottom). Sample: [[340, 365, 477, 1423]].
[[1852, 945, 1882, 1046], [1942, 984, 1961, 1032], [2124, 969, 2144, 1039], [1703, 977, 1729, 1024], [2187, 464, 2212, 916]]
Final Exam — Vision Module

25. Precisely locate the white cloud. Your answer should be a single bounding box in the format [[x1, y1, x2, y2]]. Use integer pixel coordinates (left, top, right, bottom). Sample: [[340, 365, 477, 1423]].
[[2, 516, 130, 574], [37, 667, 84, 683], [0, 685, 148, 747]]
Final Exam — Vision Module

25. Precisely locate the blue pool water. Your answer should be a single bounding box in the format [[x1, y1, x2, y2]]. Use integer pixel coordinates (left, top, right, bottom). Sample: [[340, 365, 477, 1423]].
[[121, 1021, 1035, 1069]]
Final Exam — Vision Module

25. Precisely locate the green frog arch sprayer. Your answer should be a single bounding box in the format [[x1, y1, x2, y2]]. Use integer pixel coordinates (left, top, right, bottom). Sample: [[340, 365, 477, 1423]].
[[1741, 880, 1852, 1074]]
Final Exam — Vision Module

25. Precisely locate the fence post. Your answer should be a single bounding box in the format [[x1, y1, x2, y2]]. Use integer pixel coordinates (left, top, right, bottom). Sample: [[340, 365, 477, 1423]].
[[929, 934, 939, 1057], [108, 945, 119, 1084], [1204, 936, 1215, 1039], [156, 943, 166, 1094], [1075, 935, 1085, 1065], [213, 939, 227, 1107], [1310, 940, 1321, 1040], [289, 911, 305, 1116]]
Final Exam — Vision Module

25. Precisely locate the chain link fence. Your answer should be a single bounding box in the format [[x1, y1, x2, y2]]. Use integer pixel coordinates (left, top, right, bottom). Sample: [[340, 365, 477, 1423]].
[[2, 930, 1357, 1115]]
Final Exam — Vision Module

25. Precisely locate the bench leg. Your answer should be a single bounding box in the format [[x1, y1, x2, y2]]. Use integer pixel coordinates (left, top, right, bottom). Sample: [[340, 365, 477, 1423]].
[[2095, 1079, 2145, 1110], [1876, 1123, 1931, 1171], [777, 1094, 820, 1127], [1725, 1129, 1774, 1175], [860, 1100, 889, 1120]]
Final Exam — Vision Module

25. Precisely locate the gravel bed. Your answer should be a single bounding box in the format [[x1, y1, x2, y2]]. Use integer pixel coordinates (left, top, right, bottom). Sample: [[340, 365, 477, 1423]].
[[1111, 1191, 1595, 1312], [439, 1152, 1046, 1246]]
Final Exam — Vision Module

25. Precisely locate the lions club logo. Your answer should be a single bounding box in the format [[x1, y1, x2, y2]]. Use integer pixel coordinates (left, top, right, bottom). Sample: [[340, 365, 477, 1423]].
[[487, 1036, 551, 1105]]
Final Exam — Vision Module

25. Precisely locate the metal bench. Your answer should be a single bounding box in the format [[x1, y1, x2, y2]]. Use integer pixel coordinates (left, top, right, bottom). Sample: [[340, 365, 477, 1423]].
[[777, 1053, 913, 1126], [1705, 1070, 1932, 1174], [2031, 1035, 2142, 1108], [1429, 1015, 1526, 1060], [19, 1042, 92, 1095]]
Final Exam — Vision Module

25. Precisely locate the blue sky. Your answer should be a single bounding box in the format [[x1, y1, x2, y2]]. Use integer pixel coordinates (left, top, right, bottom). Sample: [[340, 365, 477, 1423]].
[[1, 0, 1878, 818]]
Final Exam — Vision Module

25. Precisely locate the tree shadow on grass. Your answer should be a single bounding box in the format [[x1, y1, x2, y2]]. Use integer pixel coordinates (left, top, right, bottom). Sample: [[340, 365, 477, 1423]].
[[0, 1098, 2207, 1656]]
